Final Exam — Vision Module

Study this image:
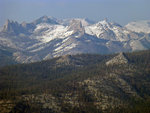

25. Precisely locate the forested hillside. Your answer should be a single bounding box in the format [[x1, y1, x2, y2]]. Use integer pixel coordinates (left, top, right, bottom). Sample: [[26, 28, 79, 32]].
[[0, 48, 17, 67], [0, 50, 150, 113]]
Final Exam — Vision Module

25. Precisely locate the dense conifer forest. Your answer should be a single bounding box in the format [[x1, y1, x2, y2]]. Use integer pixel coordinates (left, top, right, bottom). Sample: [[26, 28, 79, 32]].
[[0, 50, 150, 113]]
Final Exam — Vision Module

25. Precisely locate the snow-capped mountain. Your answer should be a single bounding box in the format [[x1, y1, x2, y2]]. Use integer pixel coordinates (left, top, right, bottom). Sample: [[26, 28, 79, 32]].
[[0, 16, 150, 63], [58, 18, 95, 26], [125, 20, 150, 33], [85, 19, 138, 41]]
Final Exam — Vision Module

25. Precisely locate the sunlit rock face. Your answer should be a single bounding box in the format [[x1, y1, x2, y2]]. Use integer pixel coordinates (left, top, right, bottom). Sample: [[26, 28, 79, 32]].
[[106, 52, 128, 66]]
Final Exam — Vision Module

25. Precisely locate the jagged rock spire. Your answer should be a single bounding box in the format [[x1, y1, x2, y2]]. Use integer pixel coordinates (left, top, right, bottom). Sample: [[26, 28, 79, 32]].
[[68, 19, 85, 37], [106, 52, 128, 66], [2, 19, 23, 35]]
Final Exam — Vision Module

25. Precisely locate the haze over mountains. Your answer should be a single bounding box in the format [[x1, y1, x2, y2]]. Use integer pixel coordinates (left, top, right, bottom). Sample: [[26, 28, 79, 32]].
[[0, 16, 150, 63]]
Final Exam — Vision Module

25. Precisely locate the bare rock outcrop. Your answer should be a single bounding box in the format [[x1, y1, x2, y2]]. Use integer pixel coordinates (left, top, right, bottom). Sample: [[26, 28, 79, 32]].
[[106, 52, 128, 66]]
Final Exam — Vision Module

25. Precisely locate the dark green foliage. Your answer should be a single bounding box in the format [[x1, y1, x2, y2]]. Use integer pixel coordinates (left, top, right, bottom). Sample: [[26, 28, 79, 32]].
[[0, 50, 150, 112], [110, 98, 150, 113], [10, 101, 42, 113]]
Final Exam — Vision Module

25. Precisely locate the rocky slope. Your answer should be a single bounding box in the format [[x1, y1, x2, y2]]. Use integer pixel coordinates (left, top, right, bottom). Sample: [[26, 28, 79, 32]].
[[0, 16, 150, 64], [106, 52, 128, 65]]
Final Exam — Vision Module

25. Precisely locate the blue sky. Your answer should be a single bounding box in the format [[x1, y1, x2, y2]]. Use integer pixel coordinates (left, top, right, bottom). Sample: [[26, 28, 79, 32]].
[[0, 0, 150, 26]]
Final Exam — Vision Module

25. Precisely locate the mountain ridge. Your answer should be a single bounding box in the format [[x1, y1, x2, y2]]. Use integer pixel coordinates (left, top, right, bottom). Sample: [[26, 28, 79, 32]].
[[0, 16, 150, 64]]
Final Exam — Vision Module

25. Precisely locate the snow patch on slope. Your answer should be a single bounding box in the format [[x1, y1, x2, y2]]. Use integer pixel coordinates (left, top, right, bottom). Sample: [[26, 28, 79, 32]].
[[0, 37, 18, 49], [85, 20, 131, 42], [126, 20, 150, 33], [34, 23, 74, 43]]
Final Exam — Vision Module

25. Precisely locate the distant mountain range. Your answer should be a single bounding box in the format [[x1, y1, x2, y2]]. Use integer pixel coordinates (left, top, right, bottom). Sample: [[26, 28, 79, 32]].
[[0, 16, 150, 64]]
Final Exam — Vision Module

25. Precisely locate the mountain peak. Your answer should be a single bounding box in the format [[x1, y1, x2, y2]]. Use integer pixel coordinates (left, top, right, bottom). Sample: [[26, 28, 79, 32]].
[[71, 18, 94, 26], [98, 18, 109, 24], [106, 52, 128, 66], [68, 19, 85, 37], [41, 15, 49, 20], [94, 18, 113, 29], [69, 19, 83, 29], [125, 20, 150, 33], [2, 19, 20, 33], [33, 16, 58, 25], [3, 19, 16, 27], [5, 19, 11, 25]]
